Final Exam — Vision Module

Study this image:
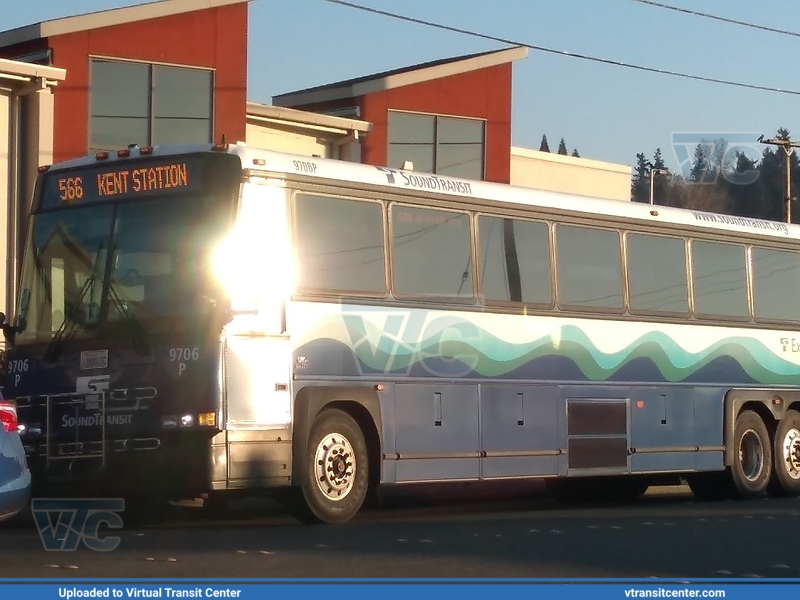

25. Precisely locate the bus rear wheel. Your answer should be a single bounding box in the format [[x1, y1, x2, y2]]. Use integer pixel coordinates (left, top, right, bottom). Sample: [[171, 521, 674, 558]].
[[730, 409, 772, 499], [771, 410, 800, 497], [295, 408, 369, 524]]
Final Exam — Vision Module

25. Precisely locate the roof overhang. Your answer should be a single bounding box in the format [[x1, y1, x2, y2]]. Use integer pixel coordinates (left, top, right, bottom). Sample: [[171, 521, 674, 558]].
[[0, 57, 66, 87], [0, 0, 251, 49], [274, 46, 529, 108], [246, 102, 372, 136]]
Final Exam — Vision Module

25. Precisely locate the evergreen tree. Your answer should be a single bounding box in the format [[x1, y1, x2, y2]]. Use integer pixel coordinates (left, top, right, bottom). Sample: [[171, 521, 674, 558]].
[[652, 148, 666, 171], [631, 152, 650, 203], [689, 143, 711, 183], [539, 135, 550, 153], [726, 152, 760, 218], [557, 138, 568, 155], [571, 149, 580, 158]]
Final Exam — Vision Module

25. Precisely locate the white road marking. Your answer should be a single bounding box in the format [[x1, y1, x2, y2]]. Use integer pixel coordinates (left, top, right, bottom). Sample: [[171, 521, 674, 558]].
[[713, 570, 732, 576]]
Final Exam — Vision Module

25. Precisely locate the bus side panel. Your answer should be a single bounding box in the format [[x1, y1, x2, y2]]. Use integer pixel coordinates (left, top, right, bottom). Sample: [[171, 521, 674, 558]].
[[393, 382, 480, 482], [693, 387, 726, 472], [222, 335, 293, 488], [480, 383, 561, 478], [629, 386, 695, 473], [627, 386, 725, 474]]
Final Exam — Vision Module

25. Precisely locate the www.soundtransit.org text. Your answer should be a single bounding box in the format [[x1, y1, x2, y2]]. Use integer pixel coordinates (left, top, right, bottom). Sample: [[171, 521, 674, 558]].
[[625, 590, 725, 598]]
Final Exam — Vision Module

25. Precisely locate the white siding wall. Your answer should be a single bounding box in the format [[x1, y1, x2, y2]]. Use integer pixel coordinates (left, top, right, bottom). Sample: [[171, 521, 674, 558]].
[[510, 147, 632, 202], [245, 122, 329, 157]]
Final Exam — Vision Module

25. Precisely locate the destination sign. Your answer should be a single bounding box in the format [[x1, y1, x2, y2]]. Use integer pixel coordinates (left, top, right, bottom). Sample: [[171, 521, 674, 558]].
[[39, 156, 209, 210]]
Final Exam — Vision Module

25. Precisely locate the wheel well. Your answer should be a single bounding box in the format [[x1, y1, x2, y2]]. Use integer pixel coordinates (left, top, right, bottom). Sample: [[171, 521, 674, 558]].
[[325, 400, 382, 490], [738, 401, 777, 435], [291, 385, 384, 492], [788, 401, 800, 415], [725, 395, 780, 466]]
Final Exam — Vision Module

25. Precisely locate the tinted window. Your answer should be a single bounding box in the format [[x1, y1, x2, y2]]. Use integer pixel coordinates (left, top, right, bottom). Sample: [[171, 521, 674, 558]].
[[556, 225, 623, 310], [627, 233, 689, 313], [391, 205, 473, 298], [691, 240, 749, 318], [89, 60, 150, 150], [478, 216, 551, 304], [387, 112, 435, 173], [294, 194, 386, 293], [752, 247, 800, 321], [436, 116, 485, 180], [89, 59, 213, 152], [387, 110, 486, 180], [152, 65, 213, 145]]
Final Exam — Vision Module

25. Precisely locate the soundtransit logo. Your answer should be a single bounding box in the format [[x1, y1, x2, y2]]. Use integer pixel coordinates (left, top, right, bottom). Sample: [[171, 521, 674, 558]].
[[671, 132, 762, 185]]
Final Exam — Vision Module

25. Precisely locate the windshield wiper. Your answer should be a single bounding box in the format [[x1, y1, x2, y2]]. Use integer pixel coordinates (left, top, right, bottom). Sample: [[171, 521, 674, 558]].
[[43, 269, 99, 362], [105, 280, 149, 356]]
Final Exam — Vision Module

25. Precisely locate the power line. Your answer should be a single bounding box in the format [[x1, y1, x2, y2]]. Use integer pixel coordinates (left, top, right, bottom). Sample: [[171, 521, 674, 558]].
[[630, 0, 800, 39], [322, 0, 800, 97]]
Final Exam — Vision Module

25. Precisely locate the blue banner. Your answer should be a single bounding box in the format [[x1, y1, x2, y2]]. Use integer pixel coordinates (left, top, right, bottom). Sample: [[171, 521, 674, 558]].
[[0, 580, 799, 600]]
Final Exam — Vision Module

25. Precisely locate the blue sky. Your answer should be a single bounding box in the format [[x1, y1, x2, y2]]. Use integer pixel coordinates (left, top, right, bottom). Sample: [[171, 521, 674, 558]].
[[7, 0, 800, 172]]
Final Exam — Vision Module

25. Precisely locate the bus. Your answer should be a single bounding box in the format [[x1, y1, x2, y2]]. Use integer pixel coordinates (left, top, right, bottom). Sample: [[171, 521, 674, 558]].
[[2, 140, 800, 524]]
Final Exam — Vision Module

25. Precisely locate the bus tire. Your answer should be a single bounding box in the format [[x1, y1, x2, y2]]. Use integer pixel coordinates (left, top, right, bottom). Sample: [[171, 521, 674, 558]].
[[730, 409, 772, 499], [296, 408, 369, 524], [771, 410, 800, 497]]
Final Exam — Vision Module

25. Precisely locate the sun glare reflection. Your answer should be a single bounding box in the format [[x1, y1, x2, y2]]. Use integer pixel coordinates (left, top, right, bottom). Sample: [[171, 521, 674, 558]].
[[211, 182, 295, 329]]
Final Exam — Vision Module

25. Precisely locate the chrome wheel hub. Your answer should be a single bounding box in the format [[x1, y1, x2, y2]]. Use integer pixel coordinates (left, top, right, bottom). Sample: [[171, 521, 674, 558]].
[[782, 427, 800, 480], [314, 433, 356, 501]]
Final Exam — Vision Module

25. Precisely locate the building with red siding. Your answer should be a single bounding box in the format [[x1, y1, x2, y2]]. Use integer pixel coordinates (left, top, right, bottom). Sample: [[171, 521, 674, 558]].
[[272, 47, 529, 184], [0, 0, 249, 165]]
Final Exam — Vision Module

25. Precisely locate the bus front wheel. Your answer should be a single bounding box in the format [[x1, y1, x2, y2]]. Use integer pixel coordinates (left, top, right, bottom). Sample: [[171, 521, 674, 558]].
[[295, 408, 369, 524]]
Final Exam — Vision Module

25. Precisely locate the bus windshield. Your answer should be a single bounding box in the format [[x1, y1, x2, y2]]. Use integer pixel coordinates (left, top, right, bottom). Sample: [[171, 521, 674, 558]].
[[14, 152, 241, 345]]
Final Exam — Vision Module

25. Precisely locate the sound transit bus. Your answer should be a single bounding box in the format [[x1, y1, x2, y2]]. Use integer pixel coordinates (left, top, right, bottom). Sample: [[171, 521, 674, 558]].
[[2, 140, 800, 524]]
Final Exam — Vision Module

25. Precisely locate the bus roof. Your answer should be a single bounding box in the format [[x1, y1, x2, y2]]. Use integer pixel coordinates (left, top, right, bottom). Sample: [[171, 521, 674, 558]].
[[43, 142, 797, 242]]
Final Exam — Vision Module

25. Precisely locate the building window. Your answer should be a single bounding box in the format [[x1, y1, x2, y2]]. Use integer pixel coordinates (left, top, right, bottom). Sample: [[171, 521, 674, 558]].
[[387, 110, 485, 180], [89, 58, 213, 153]]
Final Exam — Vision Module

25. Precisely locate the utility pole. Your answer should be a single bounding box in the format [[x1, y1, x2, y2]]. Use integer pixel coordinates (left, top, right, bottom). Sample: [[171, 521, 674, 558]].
[[649, 168, 668, 205], [758, 135, 800, 223]]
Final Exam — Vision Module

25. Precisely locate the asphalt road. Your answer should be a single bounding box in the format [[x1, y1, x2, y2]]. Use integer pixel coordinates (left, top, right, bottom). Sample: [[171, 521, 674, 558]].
[[1, 484, 800, 579]]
